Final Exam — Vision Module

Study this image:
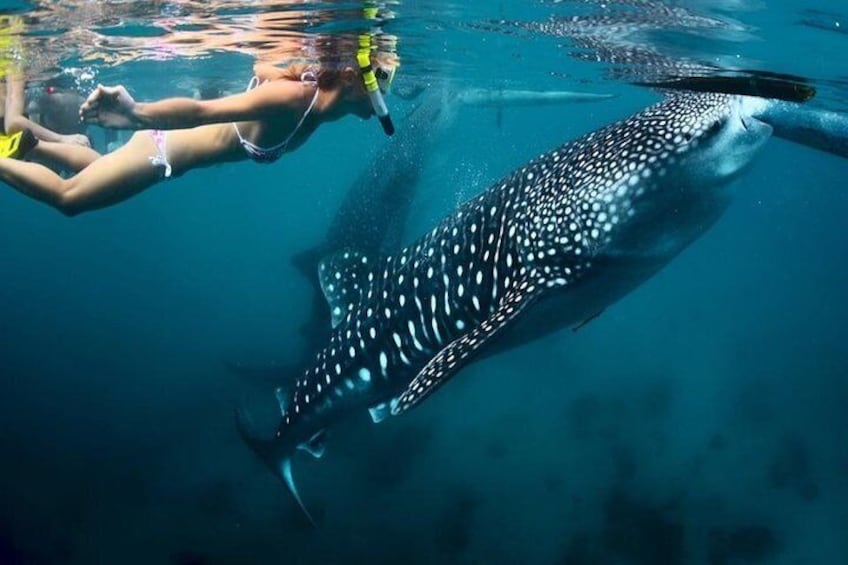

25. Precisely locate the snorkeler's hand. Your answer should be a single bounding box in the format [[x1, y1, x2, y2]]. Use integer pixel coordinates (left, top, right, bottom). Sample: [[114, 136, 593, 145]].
[[79, 84, 139, 129]]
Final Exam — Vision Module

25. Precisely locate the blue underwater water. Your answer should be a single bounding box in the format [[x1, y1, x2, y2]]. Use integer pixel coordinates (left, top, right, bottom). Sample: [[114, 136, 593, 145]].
[[1, 1, 847, 564]]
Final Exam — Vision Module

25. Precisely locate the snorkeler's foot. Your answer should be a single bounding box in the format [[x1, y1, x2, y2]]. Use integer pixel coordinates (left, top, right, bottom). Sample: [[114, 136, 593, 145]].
[[0, 129, 38, 160]]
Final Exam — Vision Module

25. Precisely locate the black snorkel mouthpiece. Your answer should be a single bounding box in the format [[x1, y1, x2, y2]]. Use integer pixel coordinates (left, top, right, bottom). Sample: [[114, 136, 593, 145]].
[[375, 102, 395, 136], [378, 114, 395, 136]]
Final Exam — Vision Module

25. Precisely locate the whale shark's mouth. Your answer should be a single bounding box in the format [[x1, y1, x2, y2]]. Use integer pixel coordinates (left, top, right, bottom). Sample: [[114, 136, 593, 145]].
[[741, 115, 772, 144], [708, 111, 772, 180]]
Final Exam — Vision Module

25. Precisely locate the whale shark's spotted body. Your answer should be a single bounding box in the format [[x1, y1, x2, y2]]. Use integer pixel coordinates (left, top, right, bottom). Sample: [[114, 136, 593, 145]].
[[237, 92, 774, 520], [227, 86, 613, 387]]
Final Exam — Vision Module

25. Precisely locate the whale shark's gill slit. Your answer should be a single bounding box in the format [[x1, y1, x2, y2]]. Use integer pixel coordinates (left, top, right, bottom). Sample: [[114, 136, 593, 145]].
[[413, 295, 432, 344]]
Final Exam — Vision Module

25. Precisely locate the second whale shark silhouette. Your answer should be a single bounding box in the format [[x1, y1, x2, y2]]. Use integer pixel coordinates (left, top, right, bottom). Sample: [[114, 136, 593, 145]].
[[236, 92, 838, 523]]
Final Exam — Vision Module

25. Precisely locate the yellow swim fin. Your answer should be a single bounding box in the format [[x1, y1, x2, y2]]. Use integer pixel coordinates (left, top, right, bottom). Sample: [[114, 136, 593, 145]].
[[0, 129, 37, 159]]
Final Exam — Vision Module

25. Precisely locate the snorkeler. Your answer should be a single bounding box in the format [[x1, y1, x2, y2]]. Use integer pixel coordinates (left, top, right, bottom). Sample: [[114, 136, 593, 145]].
[[0, 44, 397, 216]]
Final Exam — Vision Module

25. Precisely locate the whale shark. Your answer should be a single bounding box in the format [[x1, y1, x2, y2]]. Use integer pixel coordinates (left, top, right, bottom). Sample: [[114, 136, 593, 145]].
[[226, 86, 614, 388], [235, 91, 793, 522]]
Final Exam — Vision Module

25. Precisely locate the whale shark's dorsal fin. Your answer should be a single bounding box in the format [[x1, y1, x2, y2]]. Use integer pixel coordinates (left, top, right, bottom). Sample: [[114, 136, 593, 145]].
[[392, 279, 544, 415], [318, 250, 379, 328]]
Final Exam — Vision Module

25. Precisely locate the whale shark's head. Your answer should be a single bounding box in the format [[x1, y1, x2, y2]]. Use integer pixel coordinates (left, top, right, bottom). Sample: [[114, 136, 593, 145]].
[[670, 93, 772, 187], [521, 93, 773, 273]]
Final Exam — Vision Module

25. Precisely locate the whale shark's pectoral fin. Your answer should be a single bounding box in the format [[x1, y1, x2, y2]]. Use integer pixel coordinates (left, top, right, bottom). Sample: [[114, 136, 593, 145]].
[[368, 401, 397, 424], [392, 280, 542, 415], [297, 430, 327, 459], [318, 250, 379, 328]]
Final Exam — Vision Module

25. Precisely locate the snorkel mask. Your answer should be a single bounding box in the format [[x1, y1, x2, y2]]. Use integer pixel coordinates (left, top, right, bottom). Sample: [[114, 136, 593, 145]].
[[375, 65, 396, 95]]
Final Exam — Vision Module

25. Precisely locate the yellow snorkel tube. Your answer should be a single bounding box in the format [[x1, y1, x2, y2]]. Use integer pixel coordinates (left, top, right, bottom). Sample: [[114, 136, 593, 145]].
[[357, 14, 395, 136]]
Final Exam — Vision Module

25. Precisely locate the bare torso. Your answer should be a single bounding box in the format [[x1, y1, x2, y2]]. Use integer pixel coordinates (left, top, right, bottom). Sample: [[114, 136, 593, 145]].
[[163, 84, 319, 176]]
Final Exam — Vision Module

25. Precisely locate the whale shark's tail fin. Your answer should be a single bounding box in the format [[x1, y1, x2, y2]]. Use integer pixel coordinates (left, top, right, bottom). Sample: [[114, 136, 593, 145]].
[[234, 408, 316, 526]]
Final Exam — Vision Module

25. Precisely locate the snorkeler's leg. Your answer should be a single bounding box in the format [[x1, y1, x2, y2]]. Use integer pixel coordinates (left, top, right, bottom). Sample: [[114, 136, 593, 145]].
[[0, 132, 161, 215], [31, 140, 101, 172], [0, 157, 77, 210], [3, 75, 43, 137]]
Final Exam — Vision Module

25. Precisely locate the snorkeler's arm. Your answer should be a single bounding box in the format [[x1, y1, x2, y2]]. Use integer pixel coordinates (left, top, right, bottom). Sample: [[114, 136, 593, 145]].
[[80, 82, 306, 129]]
